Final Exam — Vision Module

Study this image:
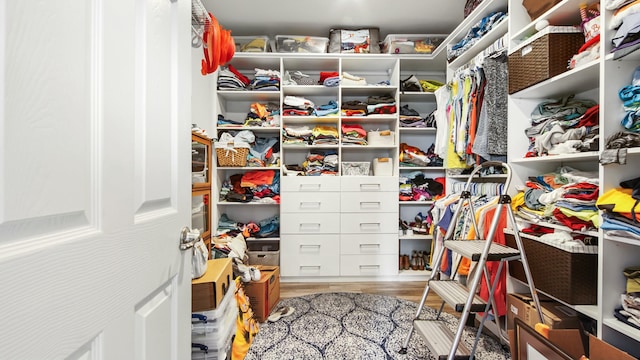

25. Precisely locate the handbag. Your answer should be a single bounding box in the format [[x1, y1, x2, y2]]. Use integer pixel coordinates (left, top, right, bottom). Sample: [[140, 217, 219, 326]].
[[190, 229, 209, 279], [464, 0, 485, 18]]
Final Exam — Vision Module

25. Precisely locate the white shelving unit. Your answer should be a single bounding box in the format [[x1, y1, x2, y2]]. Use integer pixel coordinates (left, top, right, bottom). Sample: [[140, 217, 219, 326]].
[[506, 0, 640, 356]]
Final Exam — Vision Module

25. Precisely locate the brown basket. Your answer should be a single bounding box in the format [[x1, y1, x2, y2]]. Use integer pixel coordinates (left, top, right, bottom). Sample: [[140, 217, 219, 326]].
[[508, 32, 585, 94], [215, 143, 248, 167], [506, 233, 597, 305]]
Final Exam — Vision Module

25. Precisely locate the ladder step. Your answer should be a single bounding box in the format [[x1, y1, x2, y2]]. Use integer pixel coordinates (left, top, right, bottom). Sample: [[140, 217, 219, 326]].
[[414, 320, 471, 360], [444, 240, 520, 261], [429, 280, 486, 313]]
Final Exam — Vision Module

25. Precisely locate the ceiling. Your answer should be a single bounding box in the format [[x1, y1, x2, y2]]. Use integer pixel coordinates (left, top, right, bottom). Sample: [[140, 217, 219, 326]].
[[202, 0, 465, 40]]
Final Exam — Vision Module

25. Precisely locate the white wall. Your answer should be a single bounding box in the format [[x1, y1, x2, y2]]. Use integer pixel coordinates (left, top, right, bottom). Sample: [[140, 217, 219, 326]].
[[191, 47, 215, 134]]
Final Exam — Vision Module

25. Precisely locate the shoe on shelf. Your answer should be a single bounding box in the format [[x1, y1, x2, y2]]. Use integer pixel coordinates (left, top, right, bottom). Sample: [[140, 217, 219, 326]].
[[268, 306, 295, 322]]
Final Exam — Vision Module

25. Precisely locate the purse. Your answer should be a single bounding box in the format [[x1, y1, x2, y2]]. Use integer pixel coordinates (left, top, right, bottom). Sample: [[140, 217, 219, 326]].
[[464, 0, 485, 18], [190, 229, 209, 279]]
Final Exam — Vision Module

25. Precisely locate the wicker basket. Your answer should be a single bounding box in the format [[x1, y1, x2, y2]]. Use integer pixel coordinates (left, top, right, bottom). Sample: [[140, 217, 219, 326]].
[[215, 142, 249, 167], [506, 233, 597, 305], [508, 31, 584, 94]]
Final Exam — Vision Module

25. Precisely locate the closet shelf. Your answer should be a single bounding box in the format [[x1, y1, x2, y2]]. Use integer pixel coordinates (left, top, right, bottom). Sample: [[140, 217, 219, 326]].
[[399, 234, 433, 240], [509, 0, 588, 47], [343, 145, 397, 150], [605, 234, 640, 246], [341, 86, 398, 96], [603, 317, 640, 343], [217, 201, 279, 206], [282, 116, 338, 124], [509, 59, 599, 99], [339, 116, 396, 124], [399, 166, 444, 170], [282, 85, 337, 96], [507, 220, 598, 238], [434, 0, 508, 59], [399, 93, 437, 101], [399, 201, 435, 205], [510, 151, 599, 163], [217, 166, 279, 170], [398, 127, 437, 133], [447, 174, 508, 180], [217, 126, 280, 132], [281, 144, 339, 149], [217, 90, 280, 101], [448, 18, 509, 70], [246, 237, 280, 242]]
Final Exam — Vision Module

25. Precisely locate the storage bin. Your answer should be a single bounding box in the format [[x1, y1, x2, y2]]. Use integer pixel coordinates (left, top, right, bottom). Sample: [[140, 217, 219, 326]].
[[328, 28, 380, 53], [248, 250, 280, 266], [372, 157, 393, 176], [275, 35, 329, 53], [382, 34, 446, 54], [505, 232, 597, 305], [341, 162, 371, 176], [214, 142, 249, 167], [234, 35, 269, 53], [522, 0, 563, 21], [368, 130, 395, 146], [508, 28, 584, 94]]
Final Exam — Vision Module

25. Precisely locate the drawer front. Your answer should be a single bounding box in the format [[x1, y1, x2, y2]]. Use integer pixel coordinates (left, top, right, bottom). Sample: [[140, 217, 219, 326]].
[[340, 176, 397, 192], [340, 234, 398, 255], [340, 212, 397, 234], [281, 213, 340, 234], [281, 235, 340, 277], [282, 176, 340, 192], [340, 192, 397, 213], [281, 192, 340, 213], [340, 255, 398, 276]]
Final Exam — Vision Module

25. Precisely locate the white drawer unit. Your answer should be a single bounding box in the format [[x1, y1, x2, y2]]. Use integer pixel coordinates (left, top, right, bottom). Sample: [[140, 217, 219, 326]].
[[340, 234, 398, 255], [339, 254, 398, 276], [280, 213, 340, 234], [281, 191, 340, 213], [280, 235, 340, 277], [282, 176, 341, 192], [340, 212, 397, 234], [340, 176, 397, 192], [340, 192, 397, 213]]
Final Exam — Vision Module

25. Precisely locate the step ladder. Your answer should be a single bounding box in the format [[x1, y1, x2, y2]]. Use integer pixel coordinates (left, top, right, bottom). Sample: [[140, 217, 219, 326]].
[[399, 161, 544, 360]]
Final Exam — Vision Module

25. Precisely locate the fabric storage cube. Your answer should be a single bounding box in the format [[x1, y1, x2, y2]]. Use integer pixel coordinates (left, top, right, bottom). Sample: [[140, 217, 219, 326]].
[[234, 36, 269, 52], [505, 232, 597, 305], [275, 35, 329, 53], [382, 34, 446, 54], [372, 157, 393, 176], [328, 28, 380, 53], [368, 130, 395, 146], [508, 27, 584, 94], [341, 162, 371, 176], [248, 241, 280, 266]]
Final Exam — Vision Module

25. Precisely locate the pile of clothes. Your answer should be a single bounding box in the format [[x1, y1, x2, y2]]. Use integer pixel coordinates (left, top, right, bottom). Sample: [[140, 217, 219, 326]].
[[399, 105, 437, 128], [217, 131, 280, 168], [597, 175, 640, 240], [447, 11, 507, 62], [608, 0, 640, 56], [400, 143, 443, 167], [217, 65, 280, 91], [399, 172, 445, 202], [282, 96, 339, 117], [524, 95, 599, 157], [512, 166, 600, 233], [217, 101, 280, 128], [341, 123, 367, 145], [219, 169, 280, 204], [282, 125, 338, 145], [341, 94, 396, 117]]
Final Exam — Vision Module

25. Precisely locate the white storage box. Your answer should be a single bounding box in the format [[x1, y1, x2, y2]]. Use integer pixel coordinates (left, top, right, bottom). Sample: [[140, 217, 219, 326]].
[[382, 34, 446, 54], [248, 250, 280, 266], [367, 130, 395, 146], [341, 162, 371, 176], [276, 35, 329, 53], [372, 157, 393, 176], [234, 36, 269, 53]]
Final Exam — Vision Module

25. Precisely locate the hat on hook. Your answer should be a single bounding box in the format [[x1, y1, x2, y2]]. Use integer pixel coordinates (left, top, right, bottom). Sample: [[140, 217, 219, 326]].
[[201, 13, 221, 75]]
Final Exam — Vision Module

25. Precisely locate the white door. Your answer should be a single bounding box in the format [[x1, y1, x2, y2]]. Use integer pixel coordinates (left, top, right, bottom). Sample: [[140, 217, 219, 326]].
[[0, 0, 192, 359]]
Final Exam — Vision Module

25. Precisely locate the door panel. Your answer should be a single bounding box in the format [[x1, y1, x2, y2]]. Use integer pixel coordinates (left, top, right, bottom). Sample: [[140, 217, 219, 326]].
[[0, 0, 192, 359]]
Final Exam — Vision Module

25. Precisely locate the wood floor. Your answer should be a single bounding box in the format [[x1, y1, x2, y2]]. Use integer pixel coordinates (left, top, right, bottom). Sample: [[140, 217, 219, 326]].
[[280, 281, 460, 317]]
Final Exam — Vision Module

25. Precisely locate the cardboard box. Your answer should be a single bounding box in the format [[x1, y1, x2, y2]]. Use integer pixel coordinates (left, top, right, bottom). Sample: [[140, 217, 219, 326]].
[[510, 327, 636, 360], [522, 0, 562, 20], [192, 258, 233, 312], [507, 293, 580, 330], [243, 266, 280, 322]]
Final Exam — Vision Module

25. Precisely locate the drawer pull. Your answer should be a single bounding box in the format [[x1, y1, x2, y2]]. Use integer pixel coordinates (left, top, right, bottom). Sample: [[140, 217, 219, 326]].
[[360, 201, 381, 209], [300, 184, 321, 191], [359, 244, 381, 249], [360, 183, 381, 191], [359, 265, 380, 272], [300, 201, 321, 209], [300, 265, 321, 272], [300, 223, 321, 231], [360, 223, 380, 231], [300, 244, 321, 252]]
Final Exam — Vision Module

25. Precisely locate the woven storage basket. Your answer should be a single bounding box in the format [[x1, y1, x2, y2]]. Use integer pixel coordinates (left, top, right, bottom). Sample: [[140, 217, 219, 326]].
[[506, 233, 597, 305], [508, 32, 584, 94], [215, 142, 249, 167]]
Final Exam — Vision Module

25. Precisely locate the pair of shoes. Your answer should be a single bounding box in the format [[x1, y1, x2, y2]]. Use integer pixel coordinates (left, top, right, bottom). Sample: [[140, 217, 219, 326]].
[[233, 258, 261, 282], [268, 306, 295, 322], [399, 255, 410, 270]]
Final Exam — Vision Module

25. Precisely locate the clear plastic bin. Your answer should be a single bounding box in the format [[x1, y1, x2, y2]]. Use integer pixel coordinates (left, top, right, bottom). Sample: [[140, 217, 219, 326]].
[[234, 36, 269, 53], [275, 35, 329, 53], [382, 34, 446, 54]]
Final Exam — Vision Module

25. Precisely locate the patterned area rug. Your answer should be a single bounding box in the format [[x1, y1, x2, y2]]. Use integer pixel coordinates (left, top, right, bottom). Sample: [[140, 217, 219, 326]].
[[245, 292, 510, 359]]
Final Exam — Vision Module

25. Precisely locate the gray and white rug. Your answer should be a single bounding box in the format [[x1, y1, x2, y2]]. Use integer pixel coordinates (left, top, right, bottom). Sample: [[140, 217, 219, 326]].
[[245, 292, 510, 359]]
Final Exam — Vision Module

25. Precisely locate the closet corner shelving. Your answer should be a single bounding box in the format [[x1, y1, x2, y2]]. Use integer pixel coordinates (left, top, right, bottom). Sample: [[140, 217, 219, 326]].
[[506, 0, 640, 356]]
